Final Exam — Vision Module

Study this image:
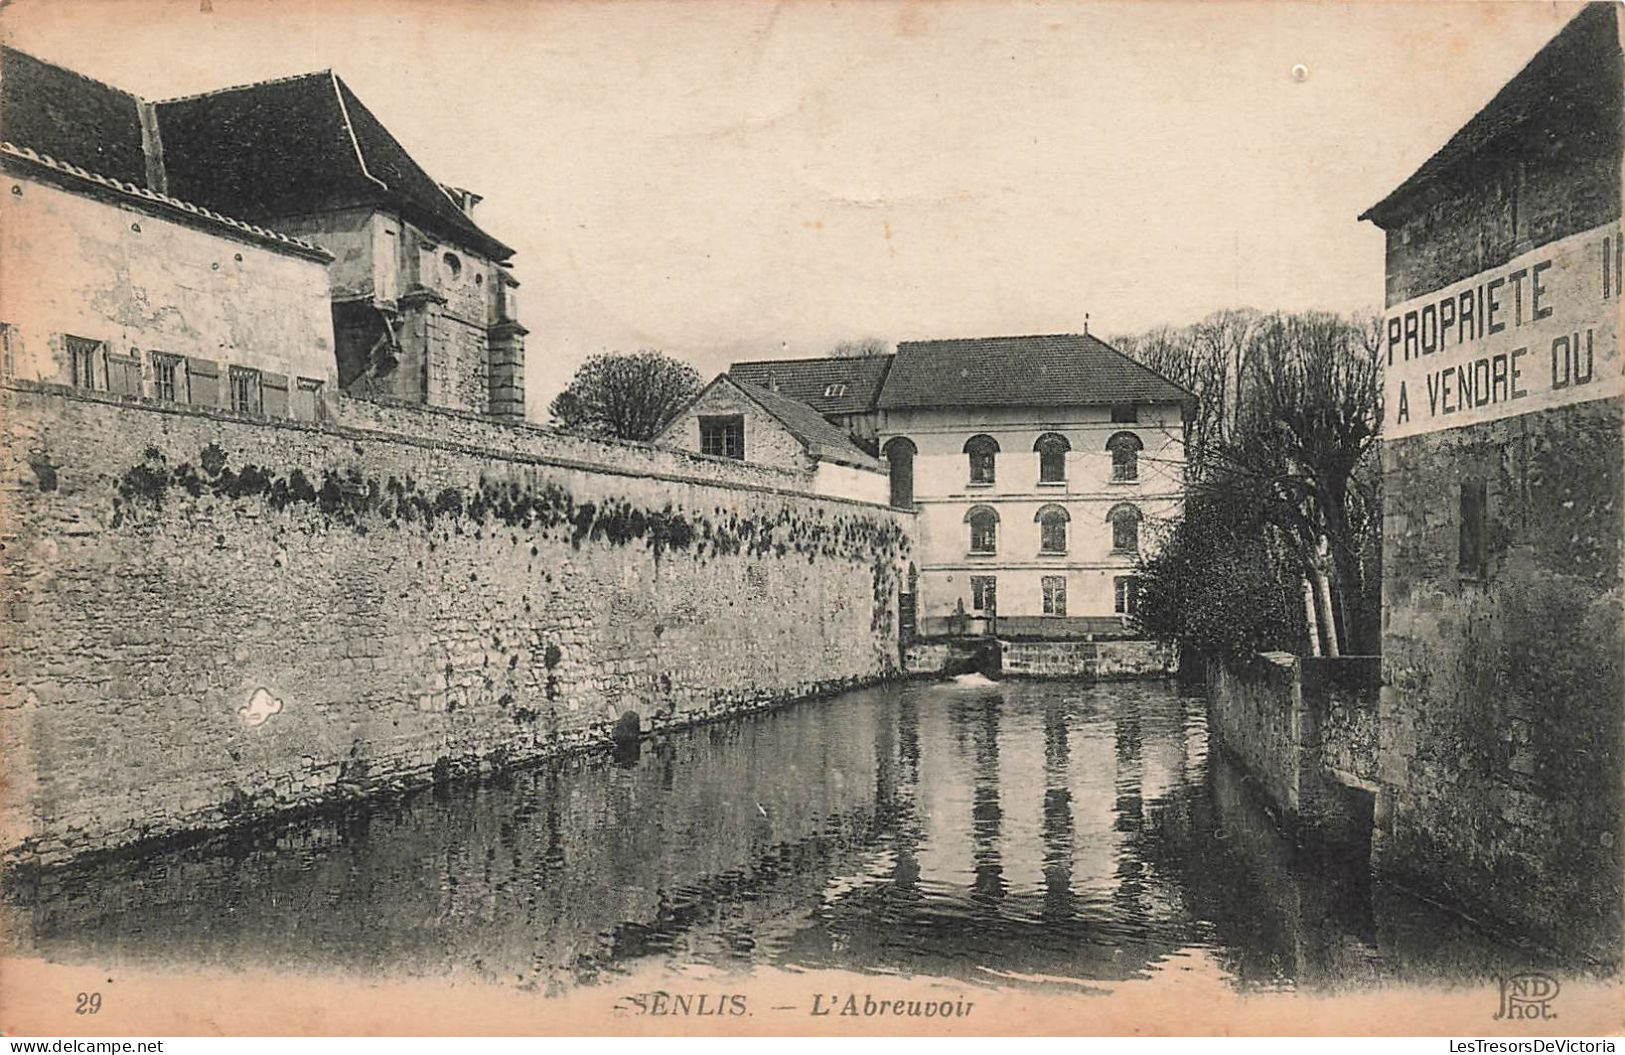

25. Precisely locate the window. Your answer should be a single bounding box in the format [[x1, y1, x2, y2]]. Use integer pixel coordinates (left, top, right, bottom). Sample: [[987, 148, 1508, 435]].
[[1111, 403, 1138, 423], [700, 415, 745, 460], [229, 365, 262, 415], [442, 251, 462, 281], [0, 322, 13, 377], [1109, 503, 1141, 553], [66, 335, 105, 390], [883, 436, 916, 509], [151, 352, 183, 402], [1107, 431, 1143, 482], [823, 382, 849, 398], [1036, 503, 1069, 553], [1459, 479, 1488, 577], [294, 377, 327, 422], [970, 575, 997, 614], [1042, 575, 1067, 616], [1034, 432, 1070, 483], [964, 434, 999, 485], [1114, 576, 1139, 616], [966, 504, 998, 554]]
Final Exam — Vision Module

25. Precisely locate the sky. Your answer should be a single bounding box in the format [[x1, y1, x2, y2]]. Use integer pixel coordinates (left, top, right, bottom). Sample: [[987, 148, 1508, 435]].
[[1, 0, 1587, 416]]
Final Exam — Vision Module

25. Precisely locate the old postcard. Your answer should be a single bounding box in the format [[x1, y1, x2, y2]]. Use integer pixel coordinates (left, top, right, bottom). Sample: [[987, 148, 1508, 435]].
[[0, 0, 1620, 1039]]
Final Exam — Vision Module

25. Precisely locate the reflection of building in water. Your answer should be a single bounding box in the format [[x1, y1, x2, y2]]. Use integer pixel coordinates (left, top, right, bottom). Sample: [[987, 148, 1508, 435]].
[[1041, 700, 1076, 922], [12, 682, 1539, 990]]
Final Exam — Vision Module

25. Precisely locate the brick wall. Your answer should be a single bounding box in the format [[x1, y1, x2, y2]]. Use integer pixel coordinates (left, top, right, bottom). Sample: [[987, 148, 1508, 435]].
[[0, 383, 911, 866]]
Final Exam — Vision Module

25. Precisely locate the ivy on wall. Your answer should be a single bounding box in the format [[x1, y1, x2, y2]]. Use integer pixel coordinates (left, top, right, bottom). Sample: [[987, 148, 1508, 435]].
[[112, 442, 910, 570]]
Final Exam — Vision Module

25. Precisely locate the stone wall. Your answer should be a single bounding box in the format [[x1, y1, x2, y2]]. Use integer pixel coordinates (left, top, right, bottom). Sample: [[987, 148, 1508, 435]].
[[1365, 3, 1622, 963], [999, 639, 1174, 680], [1378, 400, 1622, 962], [658, 378, 813, 473], [0, 382, 911, 867], [1206, 654, 1304, 821], [1207, 653, 1380, 843]]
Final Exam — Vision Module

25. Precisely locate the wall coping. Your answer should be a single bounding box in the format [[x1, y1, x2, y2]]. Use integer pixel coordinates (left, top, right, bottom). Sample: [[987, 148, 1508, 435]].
[[3, 380, 912, 514]]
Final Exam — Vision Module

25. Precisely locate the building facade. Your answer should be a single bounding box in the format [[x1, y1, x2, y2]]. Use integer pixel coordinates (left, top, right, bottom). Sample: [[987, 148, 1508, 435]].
[[1359, 1, 1622, 960], [874, 335, 1188, 634], [720, 334, 1190, 632], [0, 52, 337, 419]]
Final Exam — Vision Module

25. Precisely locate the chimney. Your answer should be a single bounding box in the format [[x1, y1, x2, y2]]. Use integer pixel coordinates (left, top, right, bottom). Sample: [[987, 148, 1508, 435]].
[[136, 99, 168, 195]]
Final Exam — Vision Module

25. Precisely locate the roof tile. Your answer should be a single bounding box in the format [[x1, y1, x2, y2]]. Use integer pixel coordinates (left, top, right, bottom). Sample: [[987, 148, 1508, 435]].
[[729, 355, 894, 415], [877, 333, 1190, 410]]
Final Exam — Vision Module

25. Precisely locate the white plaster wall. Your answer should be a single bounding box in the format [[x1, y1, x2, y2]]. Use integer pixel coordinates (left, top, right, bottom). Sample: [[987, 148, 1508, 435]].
[[0, 173, 336, 389], [878, 402, 1184, 619], [812, 460, 888, 504]]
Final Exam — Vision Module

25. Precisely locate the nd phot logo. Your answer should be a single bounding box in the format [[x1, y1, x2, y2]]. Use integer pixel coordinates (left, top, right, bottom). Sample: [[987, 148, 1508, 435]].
[[1494, 972, 1560, 1021]]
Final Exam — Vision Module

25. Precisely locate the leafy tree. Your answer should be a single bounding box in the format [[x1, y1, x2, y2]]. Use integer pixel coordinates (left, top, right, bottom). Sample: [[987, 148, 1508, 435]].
[[548, 350, 702, 441], [1133, 486, 1306, 662]]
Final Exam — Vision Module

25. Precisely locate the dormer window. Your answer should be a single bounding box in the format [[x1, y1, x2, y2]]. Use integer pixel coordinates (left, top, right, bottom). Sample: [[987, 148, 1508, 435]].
[[823, 382, 848, 398]]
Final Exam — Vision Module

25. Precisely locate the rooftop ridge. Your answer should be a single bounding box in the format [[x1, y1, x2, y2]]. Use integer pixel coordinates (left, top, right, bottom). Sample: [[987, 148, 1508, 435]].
[[154, 68, 333, 106], [897, 331, 1091, 346], [732, 352, 895, 365], [1, 141, 333, 262], [0, 45, 142, 101]]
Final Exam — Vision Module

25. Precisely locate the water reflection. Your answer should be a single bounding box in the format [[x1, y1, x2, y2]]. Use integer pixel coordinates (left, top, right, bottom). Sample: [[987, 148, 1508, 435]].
[[3, 680, 1545, 993]]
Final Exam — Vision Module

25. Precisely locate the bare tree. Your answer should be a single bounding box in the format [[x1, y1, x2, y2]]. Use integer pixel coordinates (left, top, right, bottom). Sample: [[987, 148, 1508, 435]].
[[548, 350, 702, 441], [1223, 311, 1382, 653], [829, 337, 890, 357]]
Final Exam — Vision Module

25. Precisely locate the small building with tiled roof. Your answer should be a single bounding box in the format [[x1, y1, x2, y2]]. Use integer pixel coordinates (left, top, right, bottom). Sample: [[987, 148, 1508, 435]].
[[152, 70, 527, 420], [729, 353, 894, 448], [1357, 1, 1621, 960], [655, 373, 888, 504]]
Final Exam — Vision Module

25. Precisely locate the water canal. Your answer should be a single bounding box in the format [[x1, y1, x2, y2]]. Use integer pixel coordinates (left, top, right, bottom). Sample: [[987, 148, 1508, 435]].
[[5, 679, 1541, 995]]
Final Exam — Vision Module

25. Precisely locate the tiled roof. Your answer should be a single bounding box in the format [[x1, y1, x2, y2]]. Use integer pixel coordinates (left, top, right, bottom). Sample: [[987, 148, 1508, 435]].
[[1360, 2, 1621, 228], [0, 47, 149, 188], [731, 378, 881, 471], [156, 73, 514, 260], [729, 354, 894, 415], [1, 141, 333, 262], [877, 333, 1191, 410]]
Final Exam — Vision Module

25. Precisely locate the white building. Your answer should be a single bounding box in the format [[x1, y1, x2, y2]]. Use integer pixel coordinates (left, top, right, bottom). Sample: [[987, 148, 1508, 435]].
[[874, 334, 1189, 636]]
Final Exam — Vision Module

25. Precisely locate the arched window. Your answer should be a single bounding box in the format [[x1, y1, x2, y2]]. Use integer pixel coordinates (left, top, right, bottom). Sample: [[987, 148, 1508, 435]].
[[1034, 432, 1071, 483], [1108, 502, 1142, 554], [883, 436, 917, 509], [1107, 431, 1144, 482], [963, 434, 999, 485], [965, 504, 999, 553], [1034, 503, 1070, 553]]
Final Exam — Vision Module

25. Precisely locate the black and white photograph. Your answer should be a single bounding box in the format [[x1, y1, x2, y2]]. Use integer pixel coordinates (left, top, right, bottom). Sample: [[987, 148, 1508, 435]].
[[0, 0, 1619, 1040]]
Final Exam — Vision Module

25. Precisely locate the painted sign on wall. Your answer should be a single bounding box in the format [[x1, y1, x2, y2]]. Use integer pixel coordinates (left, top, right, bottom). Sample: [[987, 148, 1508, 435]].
[[1382, 221, 1622, 439]]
